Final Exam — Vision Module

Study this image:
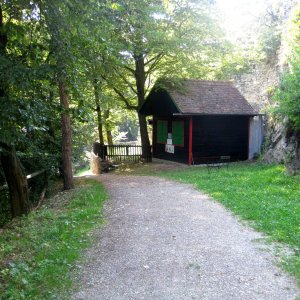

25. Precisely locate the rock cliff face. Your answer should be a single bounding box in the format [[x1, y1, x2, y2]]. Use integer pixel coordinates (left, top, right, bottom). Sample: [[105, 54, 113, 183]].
[[233, 1, 299, 173], [262, 118, 300, 175], [234, 61, 279, 112], [234, 59, 284, 164]]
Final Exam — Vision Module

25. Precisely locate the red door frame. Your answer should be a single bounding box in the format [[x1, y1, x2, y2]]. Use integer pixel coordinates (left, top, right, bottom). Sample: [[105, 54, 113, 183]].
[[188, 116, 193, 165], [248, 117, 251, 160]]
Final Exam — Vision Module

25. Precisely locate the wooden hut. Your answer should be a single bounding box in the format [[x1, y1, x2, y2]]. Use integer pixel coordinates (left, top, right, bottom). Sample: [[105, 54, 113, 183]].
[[139, 80, 262, 165]]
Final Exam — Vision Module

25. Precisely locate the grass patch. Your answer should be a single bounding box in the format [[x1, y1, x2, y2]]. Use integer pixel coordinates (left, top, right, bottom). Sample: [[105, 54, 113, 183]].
[[0, 178, 107, 300], [0, 188, 11, 228], [153, 162, 300, 284], [74, 166, 90, 176]]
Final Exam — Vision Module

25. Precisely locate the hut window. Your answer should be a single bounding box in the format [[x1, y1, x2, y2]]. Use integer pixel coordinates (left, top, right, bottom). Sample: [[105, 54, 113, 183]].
[[157, 120, 168, 143], [172, 121, 184, 146]]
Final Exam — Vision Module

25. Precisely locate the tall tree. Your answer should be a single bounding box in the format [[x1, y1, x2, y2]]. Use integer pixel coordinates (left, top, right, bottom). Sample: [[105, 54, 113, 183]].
[[0, 3, 30, 217], [101, 0, 224, 159], [76, 4, 114, 147], [39, 0, 87, 189]]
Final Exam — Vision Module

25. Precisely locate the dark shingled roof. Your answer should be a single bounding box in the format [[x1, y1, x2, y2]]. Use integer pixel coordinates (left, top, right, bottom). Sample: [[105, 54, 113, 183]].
[[168, 80, 256, 115], [140, 80, 257, 116]]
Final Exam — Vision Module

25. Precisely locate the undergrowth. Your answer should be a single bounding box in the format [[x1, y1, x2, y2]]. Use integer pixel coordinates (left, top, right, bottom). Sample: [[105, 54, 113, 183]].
[[0, 178, 107, 300]]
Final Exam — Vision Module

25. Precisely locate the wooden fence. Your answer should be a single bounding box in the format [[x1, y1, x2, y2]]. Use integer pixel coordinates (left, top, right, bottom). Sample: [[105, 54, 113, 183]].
[[93, 143, 152, 162], [1, 169, 48, 226]]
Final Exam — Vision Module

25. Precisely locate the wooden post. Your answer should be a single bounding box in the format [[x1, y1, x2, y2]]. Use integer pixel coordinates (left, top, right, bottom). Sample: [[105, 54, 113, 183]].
[[188, 117, 193, 165]]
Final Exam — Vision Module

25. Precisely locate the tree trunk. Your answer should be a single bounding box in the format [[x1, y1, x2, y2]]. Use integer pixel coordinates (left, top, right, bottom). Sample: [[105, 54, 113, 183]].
[[106, 129, 113, 146], [0, 144, 30, 217], [104, 109, 113, 145], [134, 54, 151, 160], [0, 6, 30, 217], [58, 79, 74, 190], [138, 113, 151, 160], [93, 79, 104, 145]]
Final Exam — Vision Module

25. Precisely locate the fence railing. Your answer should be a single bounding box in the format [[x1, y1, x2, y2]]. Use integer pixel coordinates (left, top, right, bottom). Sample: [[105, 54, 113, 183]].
[[93, 143, 152, 162], [0, 169, 48, 227]]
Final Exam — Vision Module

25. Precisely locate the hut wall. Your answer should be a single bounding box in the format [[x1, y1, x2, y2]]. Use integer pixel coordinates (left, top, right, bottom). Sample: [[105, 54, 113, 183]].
[[153, 116, 190, 163], [249, 115, 264, 159], [192, 115, 249, 163]]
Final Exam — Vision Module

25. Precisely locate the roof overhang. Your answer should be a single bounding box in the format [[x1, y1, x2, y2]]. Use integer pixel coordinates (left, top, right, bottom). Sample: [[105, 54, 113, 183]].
[[140, 79, 258, 117], [139, 88, 180, 116]]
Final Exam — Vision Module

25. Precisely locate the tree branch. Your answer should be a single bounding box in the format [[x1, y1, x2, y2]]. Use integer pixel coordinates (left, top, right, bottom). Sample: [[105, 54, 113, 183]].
[[145, 53, 164, 79], [111, 86, 138, 111], [101, 73, 138, 111], [145, 53, 162, 66], [113, 66, 138, 95], [123, 65, 135, 75]]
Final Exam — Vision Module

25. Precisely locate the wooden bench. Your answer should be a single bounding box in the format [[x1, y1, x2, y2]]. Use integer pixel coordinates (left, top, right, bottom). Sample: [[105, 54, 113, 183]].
[[206, 156, 230, 172]]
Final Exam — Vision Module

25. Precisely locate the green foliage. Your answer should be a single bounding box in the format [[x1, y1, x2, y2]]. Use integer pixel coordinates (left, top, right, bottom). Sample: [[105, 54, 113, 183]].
[[117, 114, 139, 142], [99, 0, 237, 109], [155, 163, 300, 284], [0, 187, 11, 227], [0, 2, 61, 188], [260, 26, 282, 60], [0, 0, 100, 181], [74, 166, 90, 176], [0, 178, 107, 299], [0, 1, 54, 145], [274, 51, 300, 130], [257, 1, 285, 61], [273, 5, 300, 131]]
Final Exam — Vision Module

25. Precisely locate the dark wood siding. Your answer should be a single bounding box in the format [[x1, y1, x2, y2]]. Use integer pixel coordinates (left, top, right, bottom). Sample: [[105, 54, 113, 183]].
[[192, 115, 249, 163], [153, 116, 189, 163], [140, 90, 179, 116]]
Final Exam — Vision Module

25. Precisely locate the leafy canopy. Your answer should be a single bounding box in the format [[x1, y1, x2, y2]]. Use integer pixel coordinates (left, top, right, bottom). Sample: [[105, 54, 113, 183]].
[[273, 4, 300, 131]]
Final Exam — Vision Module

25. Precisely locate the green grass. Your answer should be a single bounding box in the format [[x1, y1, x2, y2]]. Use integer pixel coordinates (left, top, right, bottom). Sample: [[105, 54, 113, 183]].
[[74, 166, 90, 176], [154, 162, 300, 284], [0, 178, 107, 300]]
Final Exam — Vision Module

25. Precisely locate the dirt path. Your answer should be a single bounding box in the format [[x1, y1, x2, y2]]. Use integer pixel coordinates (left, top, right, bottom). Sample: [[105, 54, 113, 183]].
[[73, 174, 299, 300]]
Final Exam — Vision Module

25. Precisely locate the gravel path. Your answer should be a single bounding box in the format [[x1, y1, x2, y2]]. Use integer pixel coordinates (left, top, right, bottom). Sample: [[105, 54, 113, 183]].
[[73, 175, 299, 300]]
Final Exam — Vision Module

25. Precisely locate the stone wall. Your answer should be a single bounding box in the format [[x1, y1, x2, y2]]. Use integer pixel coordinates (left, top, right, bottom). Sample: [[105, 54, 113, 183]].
[[233, 1, 299, 169]]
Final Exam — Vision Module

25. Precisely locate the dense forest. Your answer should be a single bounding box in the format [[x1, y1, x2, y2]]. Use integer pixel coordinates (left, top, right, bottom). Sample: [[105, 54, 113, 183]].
[[0, 0, 299, 222]]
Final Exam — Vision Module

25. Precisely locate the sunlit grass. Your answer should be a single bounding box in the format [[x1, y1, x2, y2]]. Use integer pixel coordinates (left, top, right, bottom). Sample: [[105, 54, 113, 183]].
[[74, 166, 91, 176], [0, 178, 107, 300]]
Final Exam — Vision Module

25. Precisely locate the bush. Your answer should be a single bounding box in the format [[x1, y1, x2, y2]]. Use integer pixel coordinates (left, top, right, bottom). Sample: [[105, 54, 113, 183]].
[[274, 48, 300, 131]]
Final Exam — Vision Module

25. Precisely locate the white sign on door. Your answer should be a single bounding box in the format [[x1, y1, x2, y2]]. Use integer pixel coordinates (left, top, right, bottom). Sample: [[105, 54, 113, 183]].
[[165, 144, 175, 153]]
